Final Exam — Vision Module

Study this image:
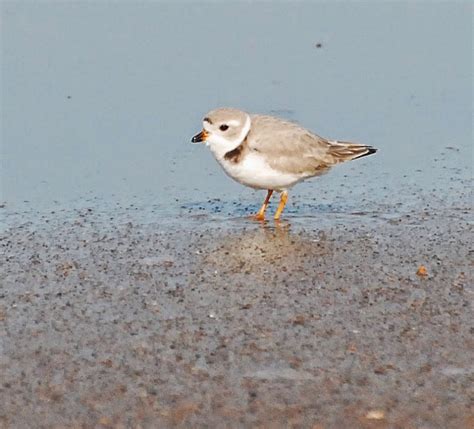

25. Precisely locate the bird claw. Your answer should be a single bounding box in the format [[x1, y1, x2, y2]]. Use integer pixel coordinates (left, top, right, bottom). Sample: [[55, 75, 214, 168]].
[[250, 213, 266, 222]]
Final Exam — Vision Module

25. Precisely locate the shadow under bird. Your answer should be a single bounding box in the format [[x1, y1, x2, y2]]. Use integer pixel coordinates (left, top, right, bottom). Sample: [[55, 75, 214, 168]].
[[191, 108, 377, 221]]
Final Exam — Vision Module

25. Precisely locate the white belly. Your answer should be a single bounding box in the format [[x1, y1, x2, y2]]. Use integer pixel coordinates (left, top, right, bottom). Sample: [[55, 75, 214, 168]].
[[217, 152, 304, 191]]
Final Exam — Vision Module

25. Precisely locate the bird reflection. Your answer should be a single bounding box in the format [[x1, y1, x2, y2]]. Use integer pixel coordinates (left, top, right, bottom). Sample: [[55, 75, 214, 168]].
[[201, 219, 331, 276]]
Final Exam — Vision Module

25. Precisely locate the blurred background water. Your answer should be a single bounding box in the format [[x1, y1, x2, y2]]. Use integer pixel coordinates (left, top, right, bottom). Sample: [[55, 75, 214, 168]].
[[1, 1, 472, 220]]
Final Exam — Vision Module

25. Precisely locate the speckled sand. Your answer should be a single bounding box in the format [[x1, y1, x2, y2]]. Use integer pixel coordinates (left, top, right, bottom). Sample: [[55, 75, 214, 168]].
[[1, 203, 472, 428]]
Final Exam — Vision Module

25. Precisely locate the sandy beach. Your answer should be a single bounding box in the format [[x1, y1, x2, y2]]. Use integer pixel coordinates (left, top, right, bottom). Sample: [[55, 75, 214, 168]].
[[1, 202, 472, 428]]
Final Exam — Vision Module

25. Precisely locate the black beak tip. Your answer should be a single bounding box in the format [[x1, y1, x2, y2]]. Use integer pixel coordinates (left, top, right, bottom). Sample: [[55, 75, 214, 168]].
[[191, 131, 205, 143]]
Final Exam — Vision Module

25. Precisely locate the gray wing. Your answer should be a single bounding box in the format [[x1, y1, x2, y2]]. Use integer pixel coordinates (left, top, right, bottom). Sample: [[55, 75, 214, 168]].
[[247, 114, 373, 176]]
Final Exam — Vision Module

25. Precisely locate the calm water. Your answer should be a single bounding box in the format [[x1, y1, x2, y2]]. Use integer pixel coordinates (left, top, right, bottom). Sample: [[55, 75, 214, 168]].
[[1, 1, 472, 220]]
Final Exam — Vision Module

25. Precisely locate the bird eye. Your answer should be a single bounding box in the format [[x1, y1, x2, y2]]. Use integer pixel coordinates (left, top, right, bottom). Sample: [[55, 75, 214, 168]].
[[219, 124, 229, 131]]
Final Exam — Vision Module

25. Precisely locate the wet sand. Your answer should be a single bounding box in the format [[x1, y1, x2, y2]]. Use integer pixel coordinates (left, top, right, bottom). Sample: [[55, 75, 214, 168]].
[[1, 204, 472, 428]]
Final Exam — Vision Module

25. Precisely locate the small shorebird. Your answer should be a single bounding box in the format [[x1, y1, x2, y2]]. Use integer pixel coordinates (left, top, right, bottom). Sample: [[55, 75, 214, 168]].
[[191, 108, 377, 221]]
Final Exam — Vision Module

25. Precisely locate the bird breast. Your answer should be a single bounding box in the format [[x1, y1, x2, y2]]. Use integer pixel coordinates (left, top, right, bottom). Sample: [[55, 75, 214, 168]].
[[217, 151, 304, 191]]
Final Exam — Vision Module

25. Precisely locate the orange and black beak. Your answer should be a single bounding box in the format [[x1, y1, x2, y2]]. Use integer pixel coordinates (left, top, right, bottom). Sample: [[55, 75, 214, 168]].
[[191, 129, 209, 143]]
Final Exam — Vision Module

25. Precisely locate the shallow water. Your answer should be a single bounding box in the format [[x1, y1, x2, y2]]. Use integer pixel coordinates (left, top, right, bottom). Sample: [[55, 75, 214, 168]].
[[1, 2, 472, 222]]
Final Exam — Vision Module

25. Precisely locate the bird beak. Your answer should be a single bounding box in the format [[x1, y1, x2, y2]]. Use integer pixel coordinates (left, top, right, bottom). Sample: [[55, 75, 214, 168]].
[[191, 129, 209, 143]]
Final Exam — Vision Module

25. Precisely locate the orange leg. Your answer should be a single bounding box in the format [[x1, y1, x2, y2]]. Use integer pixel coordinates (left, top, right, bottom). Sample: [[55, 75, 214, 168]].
[[253, 190, 273, 221], [274, 191, 288, 220]]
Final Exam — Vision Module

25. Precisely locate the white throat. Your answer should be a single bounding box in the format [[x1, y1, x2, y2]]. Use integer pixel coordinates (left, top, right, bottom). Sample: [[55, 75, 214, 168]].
[[205, 114, 251, 160]]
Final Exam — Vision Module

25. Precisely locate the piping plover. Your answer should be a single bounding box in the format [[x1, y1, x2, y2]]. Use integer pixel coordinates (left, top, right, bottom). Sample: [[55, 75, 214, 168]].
[[191, 108, 377, 221]]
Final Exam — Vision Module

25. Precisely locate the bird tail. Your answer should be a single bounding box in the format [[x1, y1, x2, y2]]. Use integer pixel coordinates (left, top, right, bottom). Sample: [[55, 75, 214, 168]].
[[327, 140, 377, 162]]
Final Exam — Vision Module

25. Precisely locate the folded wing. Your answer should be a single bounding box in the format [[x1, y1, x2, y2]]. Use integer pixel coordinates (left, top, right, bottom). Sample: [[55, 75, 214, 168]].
[[247, 114, 376, 176]]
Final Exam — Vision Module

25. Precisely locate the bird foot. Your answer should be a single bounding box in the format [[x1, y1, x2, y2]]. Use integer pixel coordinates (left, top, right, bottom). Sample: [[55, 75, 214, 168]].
[[250, 213, 266, 222]]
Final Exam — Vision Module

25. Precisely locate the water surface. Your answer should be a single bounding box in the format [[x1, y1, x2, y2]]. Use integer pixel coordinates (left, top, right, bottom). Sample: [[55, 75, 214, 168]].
[[1, 2, 472, 222]]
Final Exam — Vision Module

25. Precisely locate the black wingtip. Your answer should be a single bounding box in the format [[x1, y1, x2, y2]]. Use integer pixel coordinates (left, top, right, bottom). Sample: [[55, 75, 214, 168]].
[[353, 146, 378, 160]]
